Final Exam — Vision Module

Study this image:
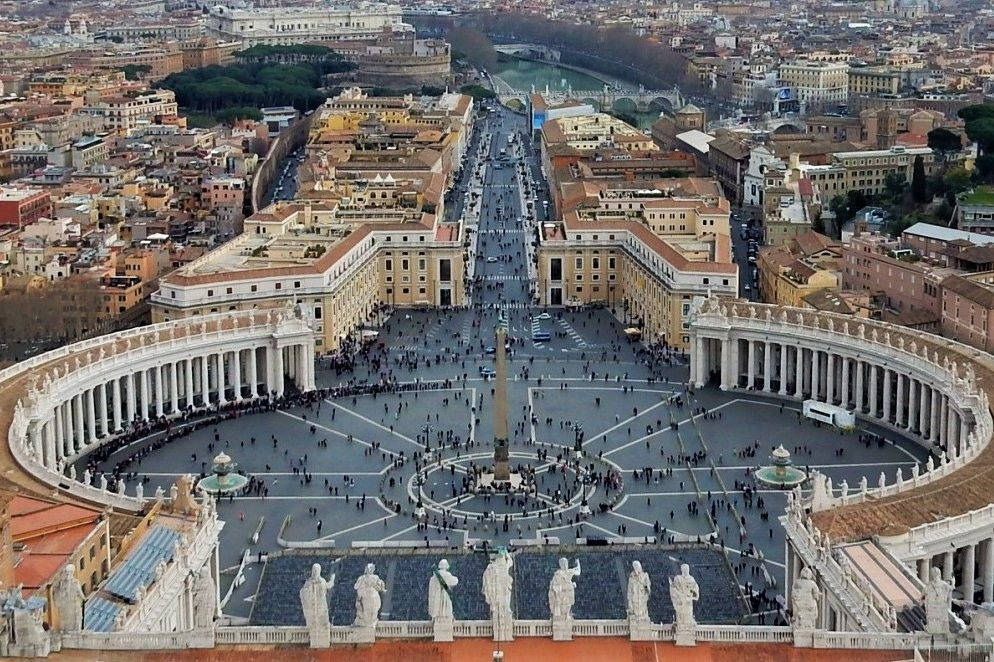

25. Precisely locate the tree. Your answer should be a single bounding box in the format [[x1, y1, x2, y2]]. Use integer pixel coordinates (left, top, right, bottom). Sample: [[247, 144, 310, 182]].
[[447, 26, 496, 72], [958, 105, 994, 123], [965, 117, 994, 156], [829, 195, 850, 223], [912, 155, 928, 203], [883, 171, 907, 203], [977, 154, 994, 182], [927, 127, 962, 156]]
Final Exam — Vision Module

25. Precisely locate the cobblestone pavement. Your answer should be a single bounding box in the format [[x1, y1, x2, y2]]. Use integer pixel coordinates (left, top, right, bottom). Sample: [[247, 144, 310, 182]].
[[92, 106, 927, 619]]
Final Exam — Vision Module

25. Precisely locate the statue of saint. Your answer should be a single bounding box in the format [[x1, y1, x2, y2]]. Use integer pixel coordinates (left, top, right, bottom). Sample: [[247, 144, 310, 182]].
[[428, 559, 458, 623], [51, 565, 84, 632], [483, 548, 514, 639], [924, 567, 953, 634], [627, 561, 651, 623], [669, 564, 699, 630], [353, 563, 385, 628], [548, 557, 581, 621], [193, 566, 216, 629], [299, 563, 332, 636], [791, 567, 820, 630]]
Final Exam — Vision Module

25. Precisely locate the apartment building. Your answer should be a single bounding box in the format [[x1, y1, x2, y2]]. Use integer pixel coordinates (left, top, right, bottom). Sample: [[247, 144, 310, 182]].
[[0, 188, 52, 229], [940, 273, 994, 352], [779, 60, 850, 106], [81, 90, 179, 133], [757, 230, 841, 307]]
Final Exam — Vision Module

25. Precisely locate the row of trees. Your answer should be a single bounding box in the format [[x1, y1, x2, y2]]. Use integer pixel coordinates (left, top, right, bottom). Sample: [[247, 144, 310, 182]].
[[159, 49, 356, 116], [412, 13, 691, 93]]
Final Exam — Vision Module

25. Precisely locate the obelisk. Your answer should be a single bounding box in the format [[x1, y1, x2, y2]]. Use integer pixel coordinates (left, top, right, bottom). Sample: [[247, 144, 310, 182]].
[[493, 313, 511, 481]]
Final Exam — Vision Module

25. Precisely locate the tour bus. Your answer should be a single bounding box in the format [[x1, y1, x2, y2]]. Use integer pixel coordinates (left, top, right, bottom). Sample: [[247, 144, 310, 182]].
[[802, 400, 856, 428]]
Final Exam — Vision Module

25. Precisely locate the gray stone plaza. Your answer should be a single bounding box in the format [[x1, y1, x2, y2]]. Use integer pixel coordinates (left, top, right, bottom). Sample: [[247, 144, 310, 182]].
[[87, 106, 927, 624]]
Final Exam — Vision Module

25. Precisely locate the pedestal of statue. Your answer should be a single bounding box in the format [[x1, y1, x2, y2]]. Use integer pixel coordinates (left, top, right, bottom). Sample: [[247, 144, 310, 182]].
[[351, 625, 376, 644], [551, 616, 573, 641], [433, 618, 454, 642], [628, 617, 653, 641], [674, 623, 696, 646]]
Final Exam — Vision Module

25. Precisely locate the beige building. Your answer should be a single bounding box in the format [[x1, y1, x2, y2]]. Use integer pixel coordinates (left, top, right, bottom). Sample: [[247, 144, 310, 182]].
[[536, 180, 737, 348], [779, 60, 850, 106], [152, 182, 465, 352], [757, 230, 841, 307]]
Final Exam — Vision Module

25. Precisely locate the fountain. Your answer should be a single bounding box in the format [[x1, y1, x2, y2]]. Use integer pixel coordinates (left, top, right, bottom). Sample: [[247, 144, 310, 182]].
[[197, 451, 249, 495], [754, 445, 807, 489]]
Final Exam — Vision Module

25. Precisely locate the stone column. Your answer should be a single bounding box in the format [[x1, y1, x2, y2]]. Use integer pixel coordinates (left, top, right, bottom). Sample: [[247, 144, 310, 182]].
[[154, 365, 164, 418], [918, 558, 930, 583], [185, 359, 195, 409], [200, 355, 210, 405], [811, 349, 820, 400], [855, 360, 865, 412], [274, 345, 285, 397], [984, 538, 994, 604], [763, 342, 772, 392], [930, 387, 941, 443], [943, 550, 955, 583], [907, 379, 917, 430], [170, 361, 179, 413], [919, 384, 929, 437], [232, 349, 243, 401], [747, 340, 756, 389], [718, 338, 732, 390], [779, 344, 788, 396], [248, 348, 258, 398], [44, 420, 57, 468], [304, 343, 315, 391], [126, 373, 136, 423], [826, 352, 835, 403], [112, 377, 122, 432], [96, 382, 107, 438], [841, 356, 850, 408], [139, 368, 150, 421], [869, 364, 879, 418], [50, 406, 62, 465], [216, 353, 227, 405], [795, 347, 804, 398], [896, 373, 904, 426], [940, 396, 949, 449], [84, 389, 96, 444], [695, 336, 706, 387], [948, 409, 959, 458], [961, 418, 971, 455], [964, 543, 977, 603], [883, 370, 892, 424], [73, 394, 84, 451]]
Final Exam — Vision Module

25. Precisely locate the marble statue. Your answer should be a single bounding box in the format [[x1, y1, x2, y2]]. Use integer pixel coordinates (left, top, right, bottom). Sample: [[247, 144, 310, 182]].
[[83, 469, 91, 486], [548, 557, 581, 620], [136, 483, 143, 500], [99, 474, 108, 492], [299, 563, 332, 646], [2, 587, 48, 654], [171, 474, 200, 515], [353, 563, 385, 628], [428, 559, 458, 622], [482, 548, 514, 640], [924, 567, 953, 634], [193, 566, 216, 629], [669, 564, 699, 630], [626, 561, 651, 623], [791, 567, 820, 630], [51, 564, 84, 632]]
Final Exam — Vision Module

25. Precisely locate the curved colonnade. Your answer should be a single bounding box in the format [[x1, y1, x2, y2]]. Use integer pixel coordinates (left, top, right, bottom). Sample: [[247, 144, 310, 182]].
[[688, 296, 994, 612], [2, 309, 315, 511]]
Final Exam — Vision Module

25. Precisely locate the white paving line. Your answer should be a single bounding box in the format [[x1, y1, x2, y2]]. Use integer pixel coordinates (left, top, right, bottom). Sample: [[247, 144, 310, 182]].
[[583, 399, 671, 447], [381, 524, 419, 541], [321, 514, 396, 540], [322, 399, 424, 450], [277, 411, 399, 457]]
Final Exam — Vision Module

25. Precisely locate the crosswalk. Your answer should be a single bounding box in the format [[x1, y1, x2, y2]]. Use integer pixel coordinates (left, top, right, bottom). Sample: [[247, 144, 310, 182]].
[[484, 302, 531, 310], [479, 274, 529, 282], [557, 318, 588, 348]]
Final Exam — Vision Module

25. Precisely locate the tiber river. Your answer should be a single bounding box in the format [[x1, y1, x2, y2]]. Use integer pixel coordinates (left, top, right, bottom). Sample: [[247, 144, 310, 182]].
[[492, 56, 663, 130]]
